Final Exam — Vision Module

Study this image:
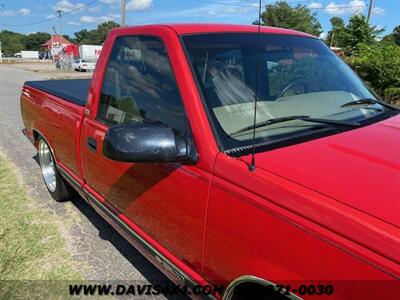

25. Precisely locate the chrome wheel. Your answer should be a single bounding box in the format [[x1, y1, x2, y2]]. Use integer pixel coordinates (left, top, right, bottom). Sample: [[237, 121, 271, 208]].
[[38, 139, 57, 193]]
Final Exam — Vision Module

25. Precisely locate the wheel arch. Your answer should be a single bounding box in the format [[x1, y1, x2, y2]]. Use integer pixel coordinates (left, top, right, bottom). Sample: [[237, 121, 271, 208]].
[[32, 129, 57, 161], [32, 129, 40, 146], [222, 275, 302, 300]]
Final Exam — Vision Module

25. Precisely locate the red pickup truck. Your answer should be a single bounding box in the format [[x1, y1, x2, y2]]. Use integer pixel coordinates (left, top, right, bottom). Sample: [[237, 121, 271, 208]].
[[20, 24, 400, 299]]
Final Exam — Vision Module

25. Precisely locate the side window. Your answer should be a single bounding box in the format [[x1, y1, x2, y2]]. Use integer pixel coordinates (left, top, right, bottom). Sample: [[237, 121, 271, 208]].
[[98, 36, 189, 136]]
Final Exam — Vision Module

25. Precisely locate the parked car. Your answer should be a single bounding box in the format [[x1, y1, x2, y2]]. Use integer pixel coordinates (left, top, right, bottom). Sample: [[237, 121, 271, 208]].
[[14, 52, 22, 58], [72, 58, 96, 72], [20, 24, 400, 299]]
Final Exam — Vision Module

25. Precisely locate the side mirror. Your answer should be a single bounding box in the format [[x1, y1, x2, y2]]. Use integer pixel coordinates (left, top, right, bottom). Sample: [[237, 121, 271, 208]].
[[103, 123, 191, 163]]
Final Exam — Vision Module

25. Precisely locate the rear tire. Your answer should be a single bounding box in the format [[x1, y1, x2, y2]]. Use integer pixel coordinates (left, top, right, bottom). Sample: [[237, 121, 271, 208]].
[[37, 138, 74, 202]]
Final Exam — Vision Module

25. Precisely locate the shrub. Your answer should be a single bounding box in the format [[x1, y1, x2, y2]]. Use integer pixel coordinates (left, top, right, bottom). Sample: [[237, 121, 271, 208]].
[[345, 42, 400, 106], [384, 87, 400, 107]]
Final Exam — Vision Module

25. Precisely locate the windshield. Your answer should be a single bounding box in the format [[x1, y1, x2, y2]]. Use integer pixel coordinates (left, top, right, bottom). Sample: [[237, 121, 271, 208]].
[[182, 33, 389, 151]]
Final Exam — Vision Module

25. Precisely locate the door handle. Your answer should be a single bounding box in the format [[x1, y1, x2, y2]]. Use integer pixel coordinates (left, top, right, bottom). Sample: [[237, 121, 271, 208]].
[[87, 137, 97, 152]]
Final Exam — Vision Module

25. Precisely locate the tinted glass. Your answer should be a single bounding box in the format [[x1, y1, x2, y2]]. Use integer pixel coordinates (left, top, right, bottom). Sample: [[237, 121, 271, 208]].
[[183, 33, 384, 150], [98, 36, 189, 136]]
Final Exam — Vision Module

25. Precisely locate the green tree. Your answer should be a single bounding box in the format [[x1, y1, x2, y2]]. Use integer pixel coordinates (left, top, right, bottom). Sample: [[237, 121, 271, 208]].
[[325, 14, 384, 54], [381, 26, 400, 46], [73, 29, 91, 44], [346, 43, 400, 105], [24, 32, 51, 50], [92, 21, 120, 44], [343, 15, 383, 50], [326, 17, 347, 47], [254, 1, 322, 36], [0, 30, 26, 56], [381, 33, 395, 45], [393, 26, 400, 46], [73, 21, 119, 45]]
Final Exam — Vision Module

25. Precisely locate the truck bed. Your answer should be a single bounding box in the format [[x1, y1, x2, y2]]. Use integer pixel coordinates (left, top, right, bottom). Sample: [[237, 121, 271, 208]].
[[24, 79, 91, 106]]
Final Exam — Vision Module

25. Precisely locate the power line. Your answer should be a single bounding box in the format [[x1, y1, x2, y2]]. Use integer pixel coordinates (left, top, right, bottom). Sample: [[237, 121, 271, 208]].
[[61, 0, 98, 17], [0, 0, 98, 27], [193, 0, 371, 10]]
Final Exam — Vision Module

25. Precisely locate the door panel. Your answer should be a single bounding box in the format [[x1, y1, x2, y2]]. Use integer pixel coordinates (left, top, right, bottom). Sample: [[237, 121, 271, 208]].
[[81, 34, 210, 274], [81, 118, 209, 271]]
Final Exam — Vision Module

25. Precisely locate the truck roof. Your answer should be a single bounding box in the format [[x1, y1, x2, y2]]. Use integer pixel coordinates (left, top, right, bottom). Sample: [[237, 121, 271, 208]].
[[112, 23, 315, 38]]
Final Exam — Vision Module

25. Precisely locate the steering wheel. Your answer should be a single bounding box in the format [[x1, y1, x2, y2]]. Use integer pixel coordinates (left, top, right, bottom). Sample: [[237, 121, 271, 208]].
[[277, 80, 309, 98]]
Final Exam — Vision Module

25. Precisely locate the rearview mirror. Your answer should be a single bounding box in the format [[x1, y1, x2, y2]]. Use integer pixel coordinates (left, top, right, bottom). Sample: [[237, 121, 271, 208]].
[[103, 123, 189, 163]]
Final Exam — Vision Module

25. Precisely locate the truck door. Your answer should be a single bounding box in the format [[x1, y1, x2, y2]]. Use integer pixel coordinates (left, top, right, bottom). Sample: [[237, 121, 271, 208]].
[[80, 35, 210, 274]]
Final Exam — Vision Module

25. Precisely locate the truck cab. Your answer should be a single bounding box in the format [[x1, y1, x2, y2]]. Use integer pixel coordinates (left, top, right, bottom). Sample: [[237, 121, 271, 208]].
[[20, 24, 400, 299]]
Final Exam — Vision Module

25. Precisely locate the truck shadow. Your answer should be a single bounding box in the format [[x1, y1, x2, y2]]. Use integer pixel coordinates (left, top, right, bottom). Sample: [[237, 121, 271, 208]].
[[33, 154, 189, 300]]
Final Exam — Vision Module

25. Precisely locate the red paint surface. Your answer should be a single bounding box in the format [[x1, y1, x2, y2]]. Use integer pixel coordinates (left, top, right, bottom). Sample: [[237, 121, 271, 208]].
[[20, 24, 400, 299]]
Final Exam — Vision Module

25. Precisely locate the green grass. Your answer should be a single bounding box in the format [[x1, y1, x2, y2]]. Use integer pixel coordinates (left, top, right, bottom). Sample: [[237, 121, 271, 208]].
[[0, 155, 84, 298]]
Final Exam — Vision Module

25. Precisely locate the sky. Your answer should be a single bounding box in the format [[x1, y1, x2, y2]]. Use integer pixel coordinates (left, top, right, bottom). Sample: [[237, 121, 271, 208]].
[[0, 0, 398, 38]]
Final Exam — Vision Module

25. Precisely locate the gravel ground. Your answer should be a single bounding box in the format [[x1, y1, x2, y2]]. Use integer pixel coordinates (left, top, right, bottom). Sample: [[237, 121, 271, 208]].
[[0, 64, 185, 299]]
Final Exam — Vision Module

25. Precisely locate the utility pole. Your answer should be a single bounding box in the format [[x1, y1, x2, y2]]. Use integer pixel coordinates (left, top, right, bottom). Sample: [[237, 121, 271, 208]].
[[121, 0, 126, 26], [367, 0, 374, 24], [51, 26, 55, 62], [56, 10, 63, 41], [56, 10, 64, 70]]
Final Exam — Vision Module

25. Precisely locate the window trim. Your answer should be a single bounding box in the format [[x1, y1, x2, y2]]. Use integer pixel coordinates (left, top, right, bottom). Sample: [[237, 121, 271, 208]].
[[179, 32, 320, 152], [179, 32, 390, 153], [179, 33, 226, 151], [95, 34, 189, 133]]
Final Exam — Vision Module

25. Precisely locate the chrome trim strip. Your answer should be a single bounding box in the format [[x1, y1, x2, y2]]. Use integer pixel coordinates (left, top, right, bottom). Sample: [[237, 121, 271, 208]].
[[223, 275, 303, 300], [85, 191, 215, 299]]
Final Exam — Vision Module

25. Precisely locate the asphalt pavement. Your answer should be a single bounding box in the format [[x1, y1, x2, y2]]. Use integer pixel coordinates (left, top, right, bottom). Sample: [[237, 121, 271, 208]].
[[0, 64, 182, 299]]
